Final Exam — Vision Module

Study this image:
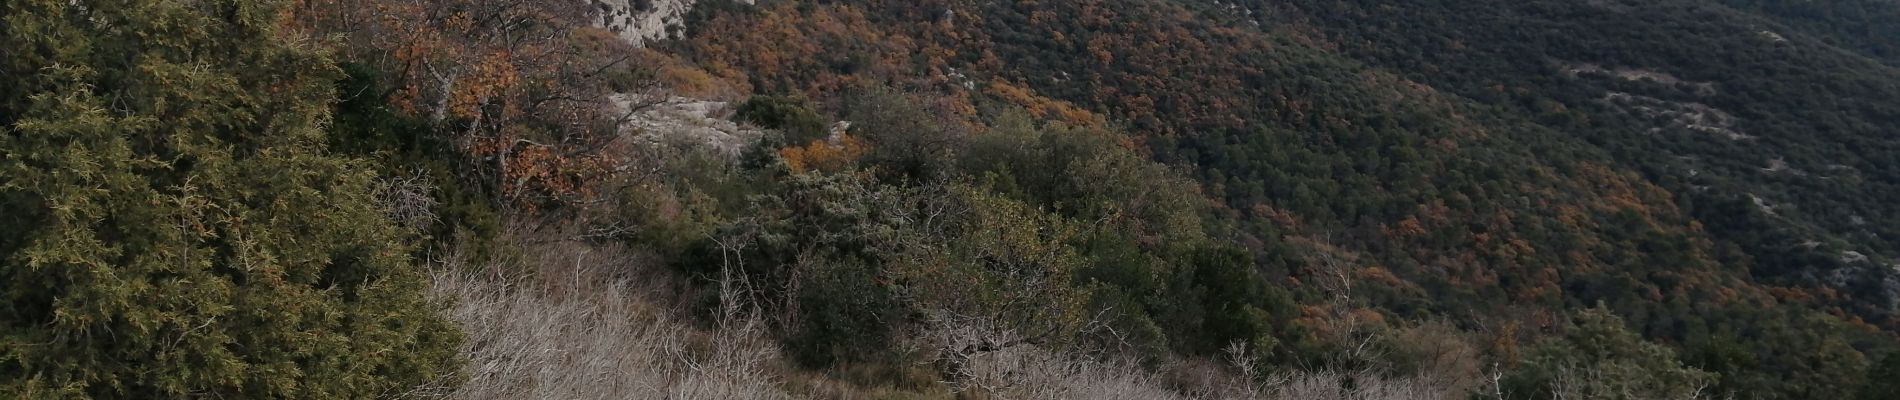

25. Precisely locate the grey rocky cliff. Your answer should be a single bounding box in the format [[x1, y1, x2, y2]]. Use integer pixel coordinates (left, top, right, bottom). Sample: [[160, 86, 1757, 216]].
[[595, 0, 756, 47]]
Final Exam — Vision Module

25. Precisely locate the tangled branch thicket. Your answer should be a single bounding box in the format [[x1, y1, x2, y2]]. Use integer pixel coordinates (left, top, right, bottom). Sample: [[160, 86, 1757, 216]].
[[425, 229, 788, 400]]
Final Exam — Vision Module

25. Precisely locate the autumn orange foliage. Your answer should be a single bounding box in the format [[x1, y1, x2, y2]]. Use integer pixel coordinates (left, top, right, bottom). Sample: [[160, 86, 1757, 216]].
[[986, 80, 1107, 129], [291, 0, 645, 208], [779, 133, 870, 174]]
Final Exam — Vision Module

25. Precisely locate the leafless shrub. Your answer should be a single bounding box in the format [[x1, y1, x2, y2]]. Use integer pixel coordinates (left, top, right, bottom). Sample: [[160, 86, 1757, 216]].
[[952, 344, 1189, 400], [1202, 340, 1462, 400], [426, 225, 789, 399], [1378, 322, 1485, 396], [374, 170, 440, 230], [1158, 357, 1248, 398], [925, 339, 1463, 400], [1267, 371, 1450, 400]]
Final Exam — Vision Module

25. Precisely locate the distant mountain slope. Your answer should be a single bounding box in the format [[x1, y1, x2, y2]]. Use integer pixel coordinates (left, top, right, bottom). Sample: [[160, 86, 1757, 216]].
[[1240, 0, 1900, 328], [655, 0, 1899, 397], [1717, 0, 1900, 66]]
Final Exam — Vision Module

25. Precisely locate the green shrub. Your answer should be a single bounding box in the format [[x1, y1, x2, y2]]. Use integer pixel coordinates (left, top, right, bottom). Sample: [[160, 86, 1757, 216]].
[[1500, 307, 1715, 400], [736, 95, 830, 145], [0, 1, 461, 397]]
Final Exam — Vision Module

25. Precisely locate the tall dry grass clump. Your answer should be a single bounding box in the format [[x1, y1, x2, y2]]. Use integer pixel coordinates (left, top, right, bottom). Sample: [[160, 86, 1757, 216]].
[[426, 227, 789, 399], [941, 338, 1464, 400], [951, 345, 1190, 400]]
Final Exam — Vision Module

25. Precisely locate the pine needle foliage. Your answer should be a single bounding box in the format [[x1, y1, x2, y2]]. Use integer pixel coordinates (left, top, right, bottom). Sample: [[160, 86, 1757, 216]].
[[0, 0, 461, 398]]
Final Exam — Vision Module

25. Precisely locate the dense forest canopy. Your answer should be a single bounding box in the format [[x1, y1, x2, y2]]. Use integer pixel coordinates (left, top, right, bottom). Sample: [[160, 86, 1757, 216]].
[[5, 0, 1900, 398]]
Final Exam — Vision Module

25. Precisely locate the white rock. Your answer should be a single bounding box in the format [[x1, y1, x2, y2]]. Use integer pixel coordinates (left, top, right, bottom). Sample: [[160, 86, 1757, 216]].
[[614, 94, 764, 159], [594, 0, 756, 47]]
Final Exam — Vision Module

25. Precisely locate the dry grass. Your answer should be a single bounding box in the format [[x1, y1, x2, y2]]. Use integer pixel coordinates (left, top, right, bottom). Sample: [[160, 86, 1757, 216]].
[[426, 230, 789, 400], [957, 346, 1190, 400], [1260, 371, 1457, 400], [946, 345, 1458, 400], [415, 226, 1468, 400]]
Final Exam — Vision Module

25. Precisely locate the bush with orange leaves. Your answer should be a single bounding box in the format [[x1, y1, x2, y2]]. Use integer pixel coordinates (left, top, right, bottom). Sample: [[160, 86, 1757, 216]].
[[289, 0, 656, 210], [778, 133, 870, 174]]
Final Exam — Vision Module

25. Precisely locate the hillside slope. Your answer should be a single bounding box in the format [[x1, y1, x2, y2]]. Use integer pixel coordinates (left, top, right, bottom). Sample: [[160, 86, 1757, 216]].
[[656, 0, 1900, 397], [11, 0, 1894, 398]]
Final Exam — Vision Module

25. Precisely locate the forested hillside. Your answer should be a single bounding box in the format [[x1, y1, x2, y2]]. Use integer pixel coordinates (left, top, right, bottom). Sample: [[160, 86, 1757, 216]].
[[4, 0, 1898, 399]]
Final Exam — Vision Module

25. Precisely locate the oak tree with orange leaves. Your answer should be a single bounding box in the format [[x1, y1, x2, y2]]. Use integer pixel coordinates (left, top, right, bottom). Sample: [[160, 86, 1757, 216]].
[[292, 0, 658, 209]]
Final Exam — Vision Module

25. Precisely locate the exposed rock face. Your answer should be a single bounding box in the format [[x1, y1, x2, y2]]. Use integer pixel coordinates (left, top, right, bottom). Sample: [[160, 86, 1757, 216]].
[[1563, 63, 1717, 96], [594, 0, 755, 47], [1602, 92, 1754, 141], [614, 94, 764, 158], [589, 1, 764, 156]]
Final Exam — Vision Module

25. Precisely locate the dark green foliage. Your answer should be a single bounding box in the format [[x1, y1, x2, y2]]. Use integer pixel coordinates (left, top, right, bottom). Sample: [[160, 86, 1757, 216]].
[[711, 173, 913, 366], [843, 85, 966, 182], [1193, 0, 1900, 395], [0, 0, 460, 397], [736, 95, 835, 172], [696, 87, 1324, 376], [955, 107, 1313, 361], [1717, 0, 1900, 65], [1501, 307, 1715, 400], [790, 257, 906, 366], [736, 95, 830, 145], [327, 62, 500, 243], [1239, 0, 1900, 328], [1170, 245, 1304, 357], [1859, 353, 1900, 400]]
